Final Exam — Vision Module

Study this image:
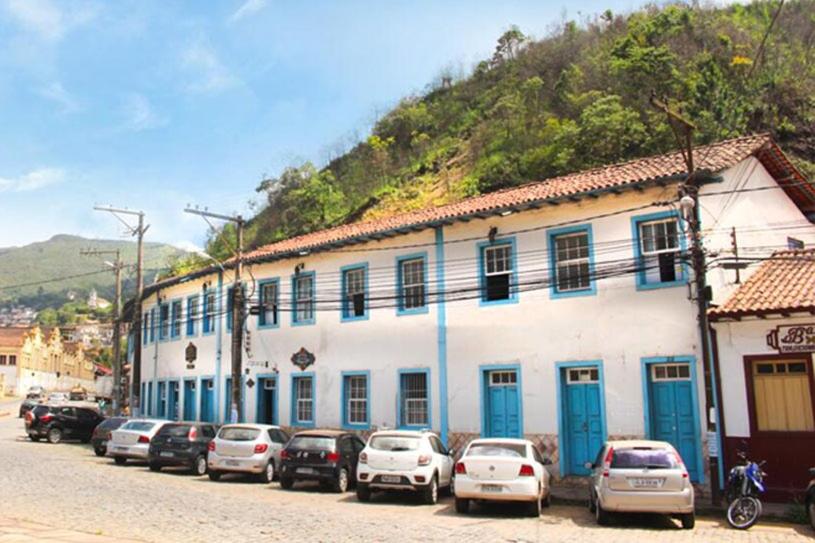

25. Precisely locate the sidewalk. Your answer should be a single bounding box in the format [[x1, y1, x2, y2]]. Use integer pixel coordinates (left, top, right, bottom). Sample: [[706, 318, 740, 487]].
[[0, 518, 145, 543]]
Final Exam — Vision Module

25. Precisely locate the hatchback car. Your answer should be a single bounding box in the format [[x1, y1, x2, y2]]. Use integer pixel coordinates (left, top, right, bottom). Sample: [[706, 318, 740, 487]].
[[25, 404, 104, 444], [148, 422, 218, 475], [108, 419, 168, 465], [586, 440, 695, 529], [454, 438, 552, 516], [207, 424, 289, 483], [279, 430, 366, 493], [90, 416, 129, 456], [356, 430, 454, 504]]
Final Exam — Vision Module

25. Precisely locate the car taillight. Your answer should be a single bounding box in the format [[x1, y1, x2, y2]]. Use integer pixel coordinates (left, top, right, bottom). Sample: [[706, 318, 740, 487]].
[[603, 446, 614, 477], [519, 464, 535, 477], [417, 454, 431, 466], [207, 441, 215, 452], [359, 451, 367, 464], [138, 435, 150, 444], [188, 427, 198, 440], [40, 414, 53, 424], [326, 451, 340, 463], [25, 412, 33, 423], [254, 443, 268, 454], [672, 450, 689, 479], [280, 449, 289, 460], [455, 462, 467, 474]]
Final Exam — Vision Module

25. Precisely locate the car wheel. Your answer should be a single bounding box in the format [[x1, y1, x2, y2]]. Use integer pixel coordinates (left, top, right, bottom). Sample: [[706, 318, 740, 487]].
[[680, 512, 695, 530], [149, 462, 161, 472], [332, 467, 349, 493], [46, 428, 63, 444], [258, 461, 275, 484], [588, 490, 596, 513], [356, 483, 371, 502], [94, 446, 106, 457], [191, 455, 207, 476], [421, 475, 439, 505], [595, 500, 610, 526], [208, 470, 222, 481], [279, 476, 294, 490], [114, 456, 127, 466], [542, 491, 551, 508], [527, 496, 542, 517], [455, 497, 469, 514]]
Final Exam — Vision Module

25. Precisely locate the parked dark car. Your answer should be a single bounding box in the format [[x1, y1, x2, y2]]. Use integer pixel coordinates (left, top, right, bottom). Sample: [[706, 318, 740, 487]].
[[25, 404, 104, 444], [279, 430, 366, 493], [148, 422, 218, 475], [19, 398, 41, 418], [806, 467, 815, 530], [90, 417, 129, 457]]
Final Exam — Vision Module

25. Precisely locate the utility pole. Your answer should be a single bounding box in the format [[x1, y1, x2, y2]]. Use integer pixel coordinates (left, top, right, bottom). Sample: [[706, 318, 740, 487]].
[[81, 248, 124, 414], [94, 206, 148, 416], [185, 207, 245, 423], [650, 95, 723, 505]]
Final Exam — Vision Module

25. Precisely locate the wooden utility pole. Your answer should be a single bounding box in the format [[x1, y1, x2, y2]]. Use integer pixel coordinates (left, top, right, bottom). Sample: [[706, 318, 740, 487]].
[[185, 207, 246, 423], [94, 206, 148, 416], [650, 96, 723, 504], [80, 248, 124, 414]]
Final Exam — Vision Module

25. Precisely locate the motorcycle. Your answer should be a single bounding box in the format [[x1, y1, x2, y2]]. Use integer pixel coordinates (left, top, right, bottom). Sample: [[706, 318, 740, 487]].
[[725, 451, 766, 530]]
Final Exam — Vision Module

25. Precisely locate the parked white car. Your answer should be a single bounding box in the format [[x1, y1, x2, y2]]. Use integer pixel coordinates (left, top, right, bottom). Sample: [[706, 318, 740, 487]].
[[356, 430, 454, 504], [453, 438, 552, 516], [47, 392, 68, 403], [586, 440, 695, 529], [207, 424, 290, 483], [108, 419, 168, 465]]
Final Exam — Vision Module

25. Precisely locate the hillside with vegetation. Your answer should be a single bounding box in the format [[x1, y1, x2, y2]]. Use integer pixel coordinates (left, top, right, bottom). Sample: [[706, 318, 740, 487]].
[[193, 0, 814, 266], [0, 235, 185, 310]]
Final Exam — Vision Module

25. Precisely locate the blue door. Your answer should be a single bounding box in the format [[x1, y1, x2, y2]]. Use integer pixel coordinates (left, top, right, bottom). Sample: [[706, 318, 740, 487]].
[[167, 381, 179, 420], [183, 380, 196, 421], [484, 369, 521, 438], [649, 363, 699, 481], [200, 379, 214, 423], [258, 377, 277, 424], [563, 367, 604, 476], [157, 382, 167, 418]]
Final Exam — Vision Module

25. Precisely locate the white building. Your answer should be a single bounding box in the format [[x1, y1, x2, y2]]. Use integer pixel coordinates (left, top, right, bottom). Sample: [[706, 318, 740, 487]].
[[131, 135, 815, 491]]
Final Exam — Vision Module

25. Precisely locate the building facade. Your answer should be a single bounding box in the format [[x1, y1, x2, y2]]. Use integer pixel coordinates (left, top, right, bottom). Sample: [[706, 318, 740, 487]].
[[131, 135, 815, 492]]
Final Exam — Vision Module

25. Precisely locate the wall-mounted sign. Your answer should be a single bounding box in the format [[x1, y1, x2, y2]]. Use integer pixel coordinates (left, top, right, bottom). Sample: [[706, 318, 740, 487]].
[[291, 347, 315, 371], [247, 360, 269, 368], [766, 324, 815, 353], [185, 342, 197, 369]]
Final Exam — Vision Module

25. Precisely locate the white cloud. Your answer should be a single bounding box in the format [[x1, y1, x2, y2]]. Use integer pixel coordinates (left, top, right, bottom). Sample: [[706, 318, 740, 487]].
[[181, 41, 239, 94], [0, 167, 66, 192], [2, 0, 97, 42], [37, 82, 80, 113], [229, 0, 267, 23], [120, 93, 167, 131]]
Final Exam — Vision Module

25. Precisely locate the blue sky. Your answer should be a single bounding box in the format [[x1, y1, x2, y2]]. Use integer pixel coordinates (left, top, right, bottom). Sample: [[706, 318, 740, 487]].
[[0, 0, 643, 250]]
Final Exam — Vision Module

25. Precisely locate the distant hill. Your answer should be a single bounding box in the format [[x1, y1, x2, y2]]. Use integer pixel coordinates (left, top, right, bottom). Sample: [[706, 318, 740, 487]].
[[0, 235, 185, 309]]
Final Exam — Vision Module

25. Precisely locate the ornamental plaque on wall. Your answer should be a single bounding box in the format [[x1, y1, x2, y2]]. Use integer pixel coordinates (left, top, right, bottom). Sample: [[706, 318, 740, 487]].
[[766, 324, 815, 353], [185, 342, 197, 369], [291, 347, 315, 371]]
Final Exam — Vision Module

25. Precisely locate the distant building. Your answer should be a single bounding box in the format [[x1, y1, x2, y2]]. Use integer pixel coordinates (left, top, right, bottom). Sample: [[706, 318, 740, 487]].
[[0, 305, 37, 327], [87, 289, 111, 311], [61, 322, 114, 349]]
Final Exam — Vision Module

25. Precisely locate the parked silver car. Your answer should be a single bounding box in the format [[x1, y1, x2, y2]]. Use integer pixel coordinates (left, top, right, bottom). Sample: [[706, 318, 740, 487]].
[[207, 424, 289, 483], [108, 419, 168, 465], [586, 440, 695, 529]]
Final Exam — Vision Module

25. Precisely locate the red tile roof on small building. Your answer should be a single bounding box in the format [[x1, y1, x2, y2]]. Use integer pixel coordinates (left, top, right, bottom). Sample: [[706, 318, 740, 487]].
[[709, 248, 815, 320], [0, 327, 28, 348]]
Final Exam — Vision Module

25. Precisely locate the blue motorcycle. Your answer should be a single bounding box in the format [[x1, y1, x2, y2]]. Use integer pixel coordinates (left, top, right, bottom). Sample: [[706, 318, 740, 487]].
[[726, 451, 766, 529]]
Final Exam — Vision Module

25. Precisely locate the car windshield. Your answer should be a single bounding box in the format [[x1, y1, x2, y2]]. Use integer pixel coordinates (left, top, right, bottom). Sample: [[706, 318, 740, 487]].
[[121, 421, 156, 432], [467, 443, 526, 458], [288, 436, 335, 451], [99, 418, 127, 430], [369, 435, 420, 452], [219, 427, 260, 441], [611, 448, 677, 469], [157, 424, 193, 437]]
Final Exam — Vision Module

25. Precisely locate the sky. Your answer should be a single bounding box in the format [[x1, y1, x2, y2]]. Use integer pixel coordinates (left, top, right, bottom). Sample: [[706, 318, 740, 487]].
[[0, 0, 646, 251]]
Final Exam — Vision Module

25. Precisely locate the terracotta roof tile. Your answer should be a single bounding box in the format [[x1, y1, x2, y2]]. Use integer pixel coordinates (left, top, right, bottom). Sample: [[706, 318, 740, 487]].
[[0, 326, 29, 348], [709, 248, 815, 319]]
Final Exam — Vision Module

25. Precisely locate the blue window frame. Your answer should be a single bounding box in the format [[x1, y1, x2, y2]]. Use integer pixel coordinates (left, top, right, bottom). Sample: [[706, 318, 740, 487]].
[[149, 307, 156, 343], [202, 288, 216, 335], [186, 295, 199, 337], [397, 368, 431, 429], [290, 373, 315, 427], [396, 253, 428, 315], [547, 224, 597, 298], [226, 287, 234, 333], [341, 371, 370, 429], [158, 303, 170, 341], [291, 271, 316, 326], [341, 264, 368, 322], [631, 211, 687, 290], [170, 299, 182, 339], [142, 311, 149, 345], [477, 237, 518, 306], [258, 279, 279, 329]]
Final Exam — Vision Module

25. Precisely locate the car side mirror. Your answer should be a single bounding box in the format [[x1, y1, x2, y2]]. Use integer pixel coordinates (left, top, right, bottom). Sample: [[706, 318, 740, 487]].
[[542, 458, 553, 466], [447, 448, 456, 457], [584, 462, 594, 470]]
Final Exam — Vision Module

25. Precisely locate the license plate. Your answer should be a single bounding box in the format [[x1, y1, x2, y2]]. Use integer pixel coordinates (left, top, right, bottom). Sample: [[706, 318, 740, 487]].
[[481, 484, 503, 493], [380, 475, 401, 484], [297, 467, 316, 475], [114, 446, 128, 452], [630, 478, 664, 489], [226, 460, 241, 467], [160, 451, 174, 458]]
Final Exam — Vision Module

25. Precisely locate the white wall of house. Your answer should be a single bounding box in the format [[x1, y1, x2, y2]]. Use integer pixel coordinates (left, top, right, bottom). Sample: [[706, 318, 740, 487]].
[[135, 156, 814, 481]]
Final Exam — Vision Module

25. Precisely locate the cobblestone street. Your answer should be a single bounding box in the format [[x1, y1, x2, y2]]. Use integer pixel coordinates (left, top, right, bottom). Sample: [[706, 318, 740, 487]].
[[0, 403, 811, 543]]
